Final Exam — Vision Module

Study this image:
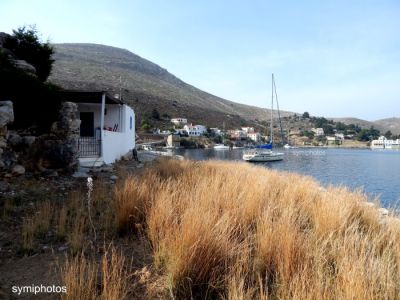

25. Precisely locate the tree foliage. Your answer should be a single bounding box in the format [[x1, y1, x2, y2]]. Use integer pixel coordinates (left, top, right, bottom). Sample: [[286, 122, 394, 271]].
[[0, 26, 60, 132], [11, 25, 54, 81], [357, 127, 380, 141]]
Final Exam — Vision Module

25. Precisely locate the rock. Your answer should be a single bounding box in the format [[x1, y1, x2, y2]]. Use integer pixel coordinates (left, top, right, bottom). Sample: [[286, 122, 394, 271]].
[[22, 136, 36, 146], [0, 137, 6, 148], [122, 151, 133, 161], [0, 32, 17, 49], [8, 132, 22, 147], [110, 175, 118, 181], [0, 101, 14, 127], [0, 181, 10, 192], [11, 164, 25, 176], [0, 126, 7, 137], [44, 170, 59, 177], [12, 59, 37, 75], [58, 246, 68, 252]]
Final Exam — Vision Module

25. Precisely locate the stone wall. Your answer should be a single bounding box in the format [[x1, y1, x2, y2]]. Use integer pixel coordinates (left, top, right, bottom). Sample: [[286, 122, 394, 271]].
[[0, 100, 81, 176], [0, 101, 14, 171], [29, 102, 81, 172]]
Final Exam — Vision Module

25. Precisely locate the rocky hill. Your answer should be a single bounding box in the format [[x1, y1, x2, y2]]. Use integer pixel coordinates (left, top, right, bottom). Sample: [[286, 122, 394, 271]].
[[49, 43, 292, 129], [49, 43, 400, 134], [332, 117, 400, 135], [374, 118, 400, 135]]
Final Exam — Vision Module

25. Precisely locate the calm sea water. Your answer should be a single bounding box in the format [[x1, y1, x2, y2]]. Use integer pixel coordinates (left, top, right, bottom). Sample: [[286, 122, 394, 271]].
[[173, 148, 400, 208]]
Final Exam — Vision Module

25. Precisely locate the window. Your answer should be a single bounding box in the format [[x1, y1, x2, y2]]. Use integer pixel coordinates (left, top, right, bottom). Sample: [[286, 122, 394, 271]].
[[130, 116, 133, 130]]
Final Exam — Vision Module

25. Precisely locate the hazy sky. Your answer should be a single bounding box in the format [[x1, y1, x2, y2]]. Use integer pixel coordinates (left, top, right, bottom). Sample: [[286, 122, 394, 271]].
[[1, 0, 399, 120]]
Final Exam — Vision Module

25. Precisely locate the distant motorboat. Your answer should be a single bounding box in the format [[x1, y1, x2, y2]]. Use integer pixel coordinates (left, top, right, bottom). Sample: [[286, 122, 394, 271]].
[[284, 144, 298, 149], [214, 144, 230, 150]]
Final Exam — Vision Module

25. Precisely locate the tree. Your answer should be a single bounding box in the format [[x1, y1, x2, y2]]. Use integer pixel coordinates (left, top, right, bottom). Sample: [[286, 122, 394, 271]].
[[11, 25, 54, 81], [384, 130, 393, 139], [0, 27, 60, 133], [357, 126, 380, 141], [302, 112, 310, 119]]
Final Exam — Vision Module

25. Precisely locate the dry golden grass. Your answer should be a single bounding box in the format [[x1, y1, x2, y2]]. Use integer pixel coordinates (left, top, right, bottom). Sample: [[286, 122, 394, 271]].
[[115, 158, 400, 299], [21, 217, 35, 253], [61, 245, 130, 300]]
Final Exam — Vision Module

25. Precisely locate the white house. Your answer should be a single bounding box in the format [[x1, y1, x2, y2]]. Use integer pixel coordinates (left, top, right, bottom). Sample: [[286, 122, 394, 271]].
[[228, 129, 247, 140], [335, 133, 345, 140], [371, 136, 400, 149], [60, 91, 135, 166], [312, 128, 325, 136], [183, 124, 207, 136], [241, 127, 255, 133], [210, 128, 222, 136], [171, 118, 187, 126], [247, 132, 261, 142]]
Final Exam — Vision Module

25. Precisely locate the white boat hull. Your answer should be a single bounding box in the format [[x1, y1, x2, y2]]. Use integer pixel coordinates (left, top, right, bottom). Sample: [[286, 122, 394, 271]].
[[214, 144, 230, 150], [242, 151, 284, 162]]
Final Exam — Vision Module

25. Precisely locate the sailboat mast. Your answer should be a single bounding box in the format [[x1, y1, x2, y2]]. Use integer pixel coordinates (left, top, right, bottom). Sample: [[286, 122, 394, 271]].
[[271, 74, 274, 144], [273, 76, 285, 145]]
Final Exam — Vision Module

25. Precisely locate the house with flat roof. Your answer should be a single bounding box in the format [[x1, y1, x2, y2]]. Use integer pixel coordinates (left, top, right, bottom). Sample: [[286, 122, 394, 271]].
[[59, 91, 135, 166]]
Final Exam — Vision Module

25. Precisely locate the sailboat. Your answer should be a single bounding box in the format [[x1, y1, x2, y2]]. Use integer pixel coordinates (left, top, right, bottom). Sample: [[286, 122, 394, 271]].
[[242, 74, 284, 162]]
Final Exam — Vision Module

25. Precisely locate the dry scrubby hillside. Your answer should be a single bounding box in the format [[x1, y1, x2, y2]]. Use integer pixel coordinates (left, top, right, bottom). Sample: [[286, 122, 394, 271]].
[[107, 159, 400, 299], [49, 43, 400, 132], [49, 43, 291, 128]]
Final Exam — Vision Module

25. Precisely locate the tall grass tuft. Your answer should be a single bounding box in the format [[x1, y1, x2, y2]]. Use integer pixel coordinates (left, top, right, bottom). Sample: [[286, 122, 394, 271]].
[[61, 245, 130, 300], [115, 159, 400, 299]]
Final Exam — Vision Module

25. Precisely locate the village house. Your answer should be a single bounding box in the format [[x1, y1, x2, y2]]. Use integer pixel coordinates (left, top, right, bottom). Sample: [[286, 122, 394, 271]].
[[312, 128, 325, 136], [228, 129, 247, 140], [326, 136, 342, 145], [183, 124, 207, 136], [171, 118, 187, 126], [210, 128, 222, 136], [241, 127, 255, 133], [335, 133, 345, 140], [59, 91, 135, 166], [247, 132, 261, 142]]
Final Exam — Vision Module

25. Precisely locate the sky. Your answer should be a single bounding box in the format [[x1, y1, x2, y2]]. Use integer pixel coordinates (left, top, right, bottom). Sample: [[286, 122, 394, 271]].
[[1, 0, 399, 120]]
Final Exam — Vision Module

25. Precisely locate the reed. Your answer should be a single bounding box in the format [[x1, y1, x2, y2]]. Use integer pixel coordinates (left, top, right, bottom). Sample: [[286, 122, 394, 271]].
[[115, 158, 400, 299]]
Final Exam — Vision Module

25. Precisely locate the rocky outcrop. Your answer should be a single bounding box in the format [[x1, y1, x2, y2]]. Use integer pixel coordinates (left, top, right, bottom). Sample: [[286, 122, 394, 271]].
[[0, 101, 14, 127], [0, 32, 37, 76], [0, 101, 14, 170]]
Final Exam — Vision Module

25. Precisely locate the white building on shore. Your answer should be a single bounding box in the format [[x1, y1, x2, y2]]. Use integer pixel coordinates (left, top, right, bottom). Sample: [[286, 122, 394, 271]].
[[312, 128, 325, 136], [371, 136, 400, 149], [183, 124, 207, 136], [59, 91, 135, 166]]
